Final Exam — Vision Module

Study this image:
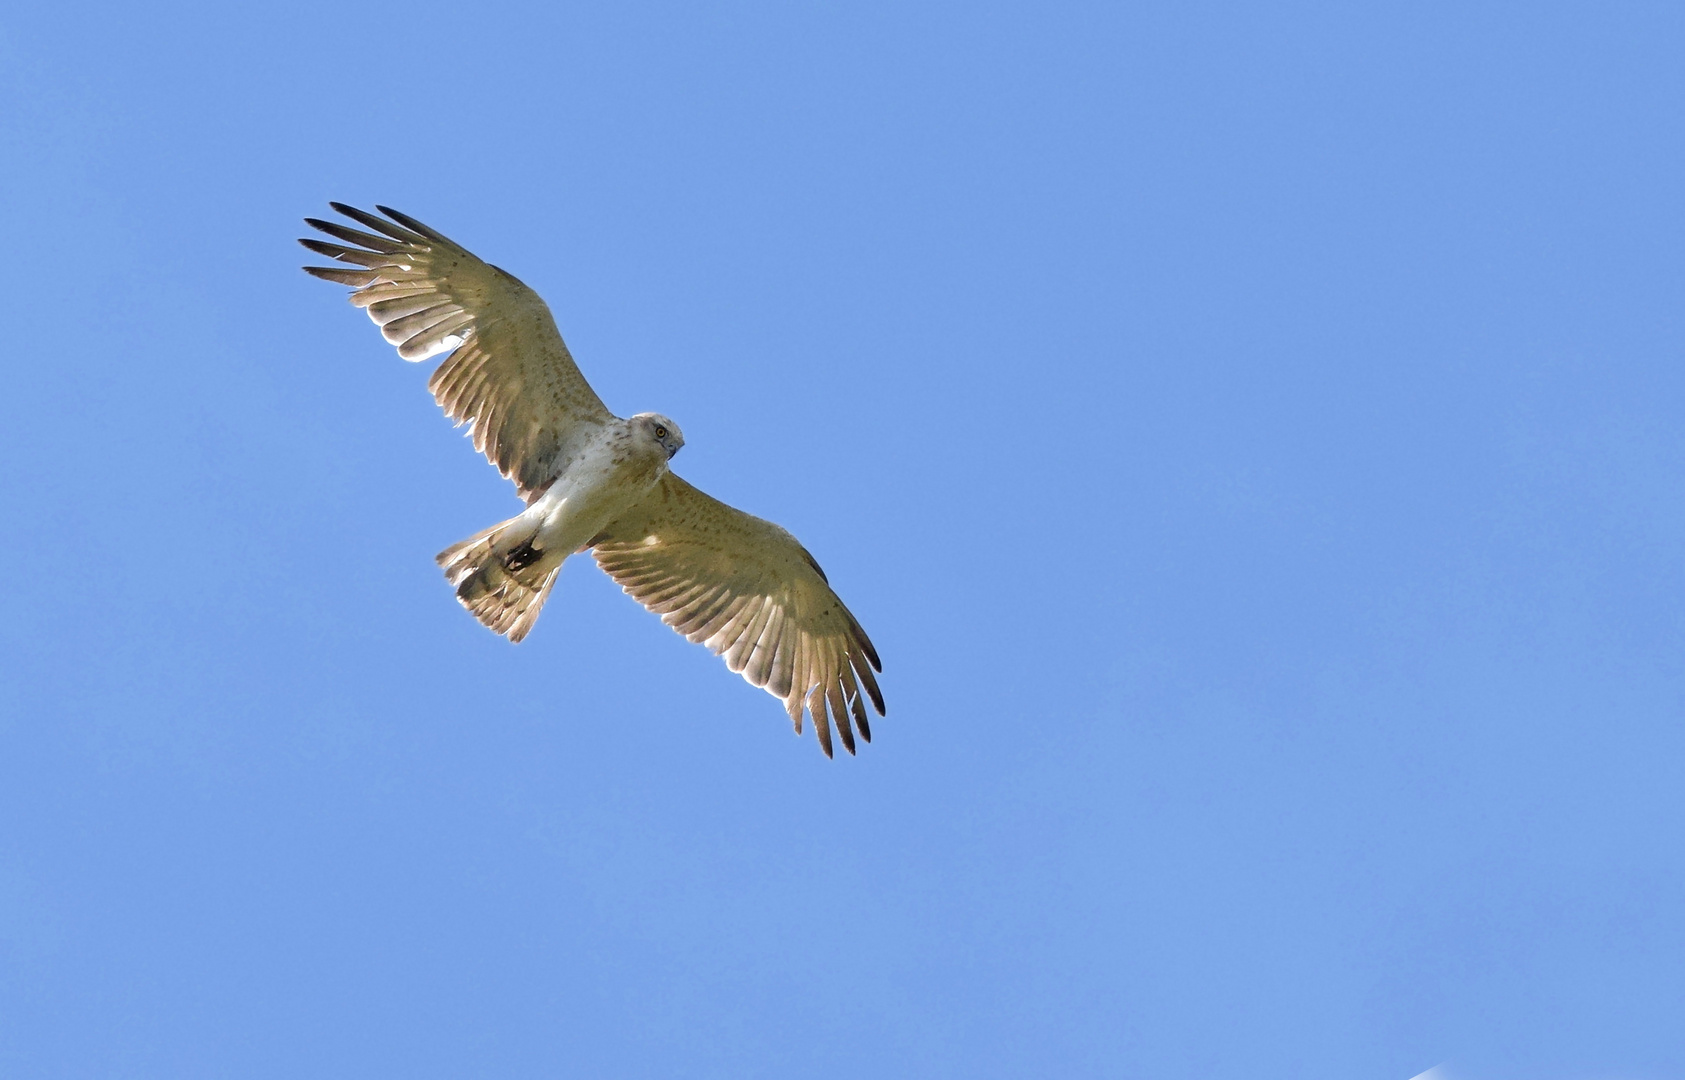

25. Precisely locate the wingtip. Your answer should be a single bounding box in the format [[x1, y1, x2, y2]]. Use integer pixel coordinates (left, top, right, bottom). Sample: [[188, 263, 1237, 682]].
[[302, 265, 378, 286], [375, 204, 447, 241], [850, 624, 883, 673], [813, 717, 833, 758]]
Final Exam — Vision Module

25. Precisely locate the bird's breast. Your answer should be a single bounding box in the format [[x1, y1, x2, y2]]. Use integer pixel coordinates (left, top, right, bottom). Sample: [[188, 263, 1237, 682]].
[[530, 430, 667, 553]]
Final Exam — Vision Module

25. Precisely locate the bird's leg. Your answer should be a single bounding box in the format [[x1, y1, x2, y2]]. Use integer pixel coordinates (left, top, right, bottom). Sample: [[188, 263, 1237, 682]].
[[503, 538, 545, 572]]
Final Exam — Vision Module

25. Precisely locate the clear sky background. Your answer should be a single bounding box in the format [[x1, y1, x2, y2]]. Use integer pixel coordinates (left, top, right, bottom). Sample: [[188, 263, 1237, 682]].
[[2, 3, 1682, 1078]]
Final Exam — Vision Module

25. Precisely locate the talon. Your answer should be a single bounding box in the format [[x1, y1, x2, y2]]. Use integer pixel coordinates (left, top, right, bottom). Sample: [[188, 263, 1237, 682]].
[[503, 539, 543, 572]]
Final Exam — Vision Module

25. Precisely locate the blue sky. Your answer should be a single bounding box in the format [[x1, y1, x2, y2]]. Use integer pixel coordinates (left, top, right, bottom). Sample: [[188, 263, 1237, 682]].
[[3, 2, 1683, 1077]]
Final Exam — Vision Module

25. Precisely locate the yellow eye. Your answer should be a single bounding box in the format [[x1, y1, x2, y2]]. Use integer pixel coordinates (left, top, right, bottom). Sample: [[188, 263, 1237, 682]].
[[654, 425, 668, 439]]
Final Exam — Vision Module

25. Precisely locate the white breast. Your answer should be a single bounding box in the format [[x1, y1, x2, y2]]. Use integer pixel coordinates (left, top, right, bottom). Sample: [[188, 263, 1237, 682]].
[[527, 423, 668, 557]]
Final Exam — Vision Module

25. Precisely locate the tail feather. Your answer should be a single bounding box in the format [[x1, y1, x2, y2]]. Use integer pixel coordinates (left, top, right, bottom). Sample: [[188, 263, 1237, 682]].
[[436, 517, 560, 643]]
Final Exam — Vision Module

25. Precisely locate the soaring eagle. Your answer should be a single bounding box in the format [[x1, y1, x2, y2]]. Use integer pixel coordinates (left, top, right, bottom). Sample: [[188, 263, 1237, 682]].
[[301, 204, 883, 757]]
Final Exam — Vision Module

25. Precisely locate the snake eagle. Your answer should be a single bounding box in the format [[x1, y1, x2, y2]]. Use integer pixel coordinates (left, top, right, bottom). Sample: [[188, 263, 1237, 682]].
[[300, 204, 884, 757]]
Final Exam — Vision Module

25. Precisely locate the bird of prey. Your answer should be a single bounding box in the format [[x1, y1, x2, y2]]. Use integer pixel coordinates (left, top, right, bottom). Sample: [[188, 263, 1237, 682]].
[[300, 204, 884, 756]]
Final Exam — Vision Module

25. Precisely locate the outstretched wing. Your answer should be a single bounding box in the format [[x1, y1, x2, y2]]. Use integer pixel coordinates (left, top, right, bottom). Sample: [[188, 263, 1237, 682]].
[[591, 474, 885, 757], [300, 203, 616, 501]]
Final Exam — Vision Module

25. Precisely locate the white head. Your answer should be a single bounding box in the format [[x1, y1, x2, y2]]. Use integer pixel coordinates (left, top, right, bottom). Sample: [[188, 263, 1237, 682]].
[[633, 412, 685, 460]]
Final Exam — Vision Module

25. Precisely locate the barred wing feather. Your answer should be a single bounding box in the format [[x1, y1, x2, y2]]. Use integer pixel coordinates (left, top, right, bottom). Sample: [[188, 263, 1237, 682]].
[[300, 203, 614, 501], [592, 474, 884, 757]]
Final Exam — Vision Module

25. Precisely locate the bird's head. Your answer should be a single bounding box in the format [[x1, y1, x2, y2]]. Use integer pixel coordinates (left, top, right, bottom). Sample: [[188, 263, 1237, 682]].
[[635, 413, 686, 459]]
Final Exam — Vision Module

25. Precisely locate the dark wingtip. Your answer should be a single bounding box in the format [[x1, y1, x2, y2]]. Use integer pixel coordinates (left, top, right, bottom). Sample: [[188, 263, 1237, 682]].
[[846, 620, 882, 673], [813, 707, 834, 758], [332, 202, 434, 245], [302, 265, 376, 286], [298, 237, 347, 258], [839, 707, 862, 748], [375, 204, 446, 241], [834, 707, 857, 756]]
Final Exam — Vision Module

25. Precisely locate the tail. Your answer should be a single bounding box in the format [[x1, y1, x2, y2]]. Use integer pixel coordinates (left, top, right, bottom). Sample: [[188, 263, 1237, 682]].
[[436, 517, 562, 643]]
